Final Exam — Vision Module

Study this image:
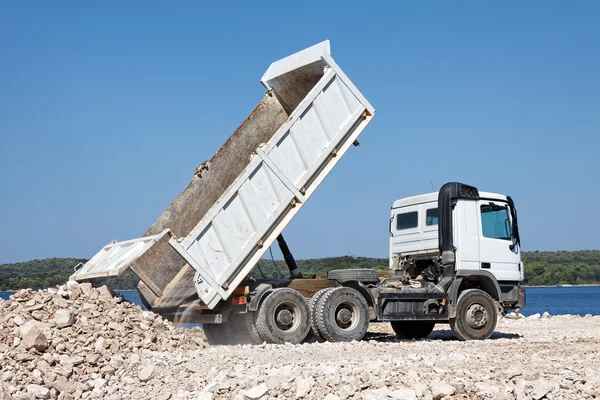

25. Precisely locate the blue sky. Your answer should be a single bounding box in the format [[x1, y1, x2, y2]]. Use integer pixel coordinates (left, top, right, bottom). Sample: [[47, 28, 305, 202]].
[[1, 2, 599, 264]]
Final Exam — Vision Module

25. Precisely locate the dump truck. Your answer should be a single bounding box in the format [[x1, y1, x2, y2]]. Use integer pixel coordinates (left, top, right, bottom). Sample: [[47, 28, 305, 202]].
[[72, 41, 525, 345]]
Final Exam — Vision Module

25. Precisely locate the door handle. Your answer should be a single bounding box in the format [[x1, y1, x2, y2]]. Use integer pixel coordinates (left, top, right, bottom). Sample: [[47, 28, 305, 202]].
[[481, 262, 491, 269]]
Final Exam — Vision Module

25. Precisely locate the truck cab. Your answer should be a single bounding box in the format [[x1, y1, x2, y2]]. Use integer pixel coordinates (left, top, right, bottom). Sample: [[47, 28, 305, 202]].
[[377, 182, 526, 340], [390, 190, 523, 284]]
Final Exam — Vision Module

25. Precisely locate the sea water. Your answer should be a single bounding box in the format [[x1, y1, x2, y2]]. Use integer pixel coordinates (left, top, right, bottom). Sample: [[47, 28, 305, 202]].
[[2, 286, 600, 317]]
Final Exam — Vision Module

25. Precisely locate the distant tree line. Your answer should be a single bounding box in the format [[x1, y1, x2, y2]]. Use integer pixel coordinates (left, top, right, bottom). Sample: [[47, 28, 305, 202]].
[[0, 258, 139, 291], [1, 251, 599, 291], [522, 250, 600, 286]]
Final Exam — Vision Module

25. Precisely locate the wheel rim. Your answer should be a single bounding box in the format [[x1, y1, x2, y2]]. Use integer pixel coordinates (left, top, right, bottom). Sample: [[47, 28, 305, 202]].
[[466, 303, 488, 329], [273, 301, 301, 332], [334, 301, 359, 331]]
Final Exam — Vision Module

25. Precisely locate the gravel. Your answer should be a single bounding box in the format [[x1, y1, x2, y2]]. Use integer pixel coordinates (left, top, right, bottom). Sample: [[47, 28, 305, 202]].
[[2, 283, 600, 399]]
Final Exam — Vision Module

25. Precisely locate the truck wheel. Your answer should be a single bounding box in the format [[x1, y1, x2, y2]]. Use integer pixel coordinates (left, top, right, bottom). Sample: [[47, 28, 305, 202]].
[[309, 288, 336, 343], [255, 288, 311, 344], [244, 311, 264, 344], [225, 313, 263, 345], [450, 289, 498, 341], [390, 321, 435, 339], [328, 269, 380, 284], [203, 323, 229, 345], [315, 287, 369, 342]]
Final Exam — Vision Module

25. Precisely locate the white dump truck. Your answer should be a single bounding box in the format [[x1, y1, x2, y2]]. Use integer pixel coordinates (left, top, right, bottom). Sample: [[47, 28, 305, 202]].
[[72, 41, 524, 345]]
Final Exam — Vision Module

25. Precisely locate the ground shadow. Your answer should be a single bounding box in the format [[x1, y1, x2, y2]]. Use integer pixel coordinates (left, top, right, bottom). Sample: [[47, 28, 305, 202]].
[[364, 329, 522, 342]]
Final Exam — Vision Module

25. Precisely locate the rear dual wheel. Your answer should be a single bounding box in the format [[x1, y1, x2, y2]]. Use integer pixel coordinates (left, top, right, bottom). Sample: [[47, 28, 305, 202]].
[[255, 288, 311, 344], [308, 288, 335, 342], [205, 288, 314, 346], [313, 287, 370, 342]]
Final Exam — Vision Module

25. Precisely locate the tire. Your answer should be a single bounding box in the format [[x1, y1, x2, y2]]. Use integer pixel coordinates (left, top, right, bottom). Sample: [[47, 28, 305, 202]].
[[309, 288, 336, 343], [315, 287, 370, 342], [450, 289, 498, 341], [226, 313, 263, 345], [204, 312, 262, 345], [255, 288, 311, 344], [328, 269, 380, 284], [243, 311, 264, 344], [203, 323, 229, 345], [390, 321, 435, 339]]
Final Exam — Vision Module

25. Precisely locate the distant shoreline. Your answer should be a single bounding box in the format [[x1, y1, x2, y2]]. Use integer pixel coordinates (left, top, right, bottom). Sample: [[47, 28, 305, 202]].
[[3, 285, 600, 292], [523, 283, 600, 288]]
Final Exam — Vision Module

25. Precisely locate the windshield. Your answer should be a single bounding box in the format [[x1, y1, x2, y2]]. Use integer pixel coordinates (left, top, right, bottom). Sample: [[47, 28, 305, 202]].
[[481, 205, 511, 240]]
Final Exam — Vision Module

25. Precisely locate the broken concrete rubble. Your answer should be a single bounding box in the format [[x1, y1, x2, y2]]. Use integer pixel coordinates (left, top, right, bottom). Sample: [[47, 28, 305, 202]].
[[2, 283, 600, 399]]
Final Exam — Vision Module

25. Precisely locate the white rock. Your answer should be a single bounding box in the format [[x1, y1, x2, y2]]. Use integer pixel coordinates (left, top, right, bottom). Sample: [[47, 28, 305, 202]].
[[93, 378, 107, 391], [413, 383, 427, 398], [79, 282, 93, 297], [431, 382, 455, 399], [12, 315, 25, 326], [390, 388, 417, 400], [54, 309, 74, 328], [475, 382, 500, 396], [66, 280, 79, 289], [142, 311, 155, 323], [196, 393, 213, 400], [26, 384, 50, 399], [1, 371, 14, 382], [130, 354, 140, 364], [19, 320, 42, 338], [243, 383, 268, 399], [506, 367, 523, 379], [542, 311, 551, 319], [94, 337, 105, 352], [530, 380, 554, 400], [109, 355, 124, 369], [138, 364, 156, 382], [407, 370, 419, 379], [505, 312, 525, 320], [295, 376, 314, 398], [528, 313, 541, 320], [363, 388, 391, 400], [53, 296, 68, 308], [0, 385, 14, 400], [324, 395, 341, 400], [97, 286, 114, 301], [22, 326, 48, 351]]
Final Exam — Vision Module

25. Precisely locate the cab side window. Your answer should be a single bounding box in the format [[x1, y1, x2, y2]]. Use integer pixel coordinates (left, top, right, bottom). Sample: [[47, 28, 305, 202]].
[[426, 208, 438, 226], [396, 211, 418, 230]]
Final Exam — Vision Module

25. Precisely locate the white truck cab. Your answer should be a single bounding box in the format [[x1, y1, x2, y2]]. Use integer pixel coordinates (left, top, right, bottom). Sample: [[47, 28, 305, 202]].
[[376, 182, 525, 340], [390, 191, 524, 282]]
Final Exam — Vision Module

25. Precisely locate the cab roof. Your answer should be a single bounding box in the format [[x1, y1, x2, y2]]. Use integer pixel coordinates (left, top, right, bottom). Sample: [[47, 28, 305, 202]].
[[392, 191, 507, 209]]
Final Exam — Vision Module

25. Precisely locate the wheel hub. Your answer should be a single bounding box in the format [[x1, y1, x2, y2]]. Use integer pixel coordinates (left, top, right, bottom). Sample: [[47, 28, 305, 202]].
[[276, 309, 293, 326], [337, 308, 352, 325], [466, 303, 488, 329], [334, 301, 359, 330]]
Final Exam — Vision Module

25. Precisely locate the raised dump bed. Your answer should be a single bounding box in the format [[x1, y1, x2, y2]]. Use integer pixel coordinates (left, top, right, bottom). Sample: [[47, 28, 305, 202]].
[[72, 40, 375, 313]]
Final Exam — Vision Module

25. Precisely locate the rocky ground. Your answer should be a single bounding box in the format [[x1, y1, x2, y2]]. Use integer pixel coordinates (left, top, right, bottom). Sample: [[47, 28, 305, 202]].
[[1, 283, 599, 400]]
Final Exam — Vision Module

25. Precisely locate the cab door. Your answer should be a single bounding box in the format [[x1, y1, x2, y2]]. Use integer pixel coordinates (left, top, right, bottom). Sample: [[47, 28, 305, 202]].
[[477, 200, 521, 281]]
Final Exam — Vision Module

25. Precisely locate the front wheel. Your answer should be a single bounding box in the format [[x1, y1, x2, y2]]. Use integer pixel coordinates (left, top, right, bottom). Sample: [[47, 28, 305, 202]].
[[450, 289, 498, 341], [390, 321, 435, 339]]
